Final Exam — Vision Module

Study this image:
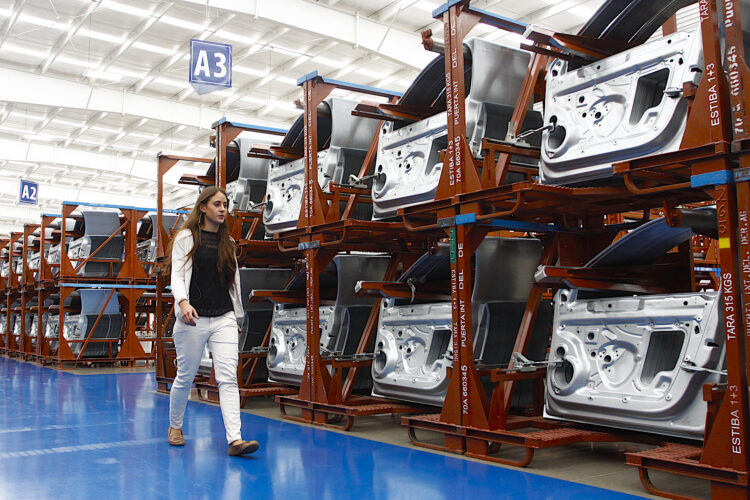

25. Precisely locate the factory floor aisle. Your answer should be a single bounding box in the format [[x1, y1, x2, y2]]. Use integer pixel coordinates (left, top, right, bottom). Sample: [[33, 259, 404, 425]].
[[0, 357, 649, 499]]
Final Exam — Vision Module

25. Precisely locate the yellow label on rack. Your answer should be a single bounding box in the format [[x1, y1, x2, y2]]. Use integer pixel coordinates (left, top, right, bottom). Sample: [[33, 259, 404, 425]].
[[719, 237, 731, 249]]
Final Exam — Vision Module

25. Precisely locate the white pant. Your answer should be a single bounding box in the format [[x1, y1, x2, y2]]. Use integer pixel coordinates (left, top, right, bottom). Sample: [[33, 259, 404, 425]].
[[169, 312, 242, 444]]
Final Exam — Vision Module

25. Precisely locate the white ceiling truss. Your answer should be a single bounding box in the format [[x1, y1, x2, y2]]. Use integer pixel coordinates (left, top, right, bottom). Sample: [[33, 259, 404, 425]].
[[0, 0, 623, 233]]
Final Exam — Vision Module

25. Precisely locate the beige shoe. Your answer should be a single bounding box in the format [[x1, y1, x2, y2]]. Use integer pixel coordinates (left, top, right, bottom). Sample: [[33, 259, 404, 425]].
[[228, 439, 260, 456], [168, 427, 185, 446]]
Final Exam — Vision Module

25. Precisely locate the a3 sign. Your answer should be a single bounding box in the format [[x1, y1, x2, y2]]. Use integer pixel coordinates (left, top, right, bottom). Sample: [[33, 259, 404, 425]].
[[189, 39, 232, 95]]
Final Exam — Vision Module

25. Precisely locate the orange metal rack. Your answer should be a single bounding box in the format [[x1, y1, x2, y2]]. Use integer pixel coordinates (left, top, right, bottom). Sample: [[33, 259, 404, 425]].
[[154, 119, 299, 404], [385, 0, 750, 498]]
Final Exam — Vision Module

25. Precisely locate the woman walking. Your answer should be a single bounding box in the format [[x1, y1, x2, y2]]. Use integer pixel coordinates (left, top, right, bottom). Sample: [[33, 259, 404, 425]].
[[166, 186, 259, 456]]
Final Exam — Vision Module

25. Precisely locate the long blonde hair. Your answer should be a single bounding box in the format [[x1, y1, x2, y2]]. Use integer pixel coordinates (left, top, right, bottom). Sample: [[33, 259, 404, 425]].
[[165, 186, 236, 288]]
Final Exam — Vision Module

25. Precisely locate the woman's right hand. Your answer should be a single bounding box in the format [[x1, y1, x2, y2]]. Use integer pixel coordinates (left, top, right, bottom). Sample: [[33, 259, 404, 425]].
[[179, 301, 199, 326]]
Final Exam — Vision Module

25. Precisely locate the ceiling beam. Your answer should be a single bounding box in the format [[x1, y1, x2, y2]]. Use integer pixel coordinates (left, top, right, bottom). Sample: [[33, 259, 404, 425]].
[[137, 124, 187, 152], [177, 0, 435, 69], [0, 0, 28, 51], [0, 66, 287, 131], [96, 117, 149, 153], [0, 136, 160, 182], [0, 137, 200, 216], [63, 111, 108, 147], [31, 107, 64, 134], [39, 1, 100, 74], [219, 39, 338, 109], [96, 2, 175, 74]]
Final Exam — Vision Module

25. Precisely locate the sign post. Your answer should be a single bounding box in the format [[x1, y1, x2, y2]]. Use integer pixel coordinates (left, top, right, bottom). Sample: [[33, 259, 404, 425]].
[[189, 39, 232, 95]]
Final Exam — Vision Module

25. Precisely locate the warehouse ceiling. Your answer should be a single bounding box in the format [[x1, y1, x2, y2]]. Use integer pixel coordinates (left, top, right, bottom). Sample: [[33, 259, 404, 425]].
[[0, 0, 674, 234]]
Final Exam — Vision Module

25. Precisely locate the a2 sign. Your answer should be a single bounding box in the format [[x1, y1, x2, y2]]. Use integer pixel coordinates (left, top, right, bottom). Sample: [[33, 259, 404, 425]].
[[189, 39, 232, 95], [19, 179, 38, 205]]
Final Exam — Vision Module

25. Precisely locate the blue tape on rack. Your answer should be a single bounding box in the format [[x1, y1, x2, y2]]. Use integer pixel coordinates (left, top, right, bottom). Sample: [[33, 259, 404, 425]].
[[454, 213, 559, 232], [296, 71, 401, 98], [432, 0, 463, 17], [211, 117, 288, 135], [323, 77, 402, 97], [41, 213, 62, 218], [471, 7, 528, 32], [695, 266, 721, 275], [297, 70, 320, 85], [62, 201, 152, 212], [455, 213, 477, 226], [691, 170, 734, 188], [488, 219, 560, 233], [61, 201, 189, 215], [59, 283, 156, 289]]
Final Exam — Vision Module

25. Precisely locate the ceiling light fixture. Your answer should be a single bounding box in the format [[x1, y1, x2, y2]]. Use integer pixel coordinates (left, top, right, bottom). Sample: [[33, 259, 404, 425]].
[[90, 125, 123, 134], [56, 55, 99, 69], [129, 131, 159, 140], [216, 30, 257, 45], [354, 68, 382, 79], [240, 95, 268, 105], [102, 1, 152, 17], [275, 76, 298, 85], [271, 100, 298, 111], [268, 44, 302, 57], [312, 56, 348, 69], [108, 67, 148, 79], [51, 118, 86, 128], [2, 43, 49, 59], [412, 1, 439, 12], [77, 28, 125, 44], [24, 133, 66, 142], [84, 70, 124, 82], [132, 41, 177, 56], [161, 16, 208, 32], [10, 111, 44, 121], [18, 13, 69, 31], [153, 77, 190, 89], [234, 65, 269, 77]]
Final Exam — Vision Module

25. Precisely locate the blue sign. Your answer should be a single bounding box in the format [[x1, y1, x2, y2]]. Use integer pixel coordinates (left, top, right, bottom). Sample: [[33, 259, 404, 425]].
[[189, 39, 232, 95], [19, 179, 38, 205]]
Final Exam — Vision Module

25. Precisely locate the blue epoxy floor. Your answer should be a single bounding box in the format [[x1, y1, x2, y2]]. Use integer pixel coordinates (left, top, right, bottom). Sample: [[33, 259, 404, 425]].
[[0, 357, 642, 499]]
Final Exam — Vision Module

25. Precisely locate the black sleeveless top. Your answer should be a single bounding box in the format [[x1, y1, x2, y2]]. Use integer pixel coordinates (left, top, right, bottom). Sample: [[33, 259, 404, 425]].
[[189, 230, 233, 317]]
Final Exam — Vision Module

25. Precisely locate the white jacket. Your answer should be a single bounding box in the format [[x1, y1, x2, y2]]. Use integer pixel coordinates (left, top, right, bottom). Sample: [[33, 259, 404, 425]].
[[170, 229, 244, 324]]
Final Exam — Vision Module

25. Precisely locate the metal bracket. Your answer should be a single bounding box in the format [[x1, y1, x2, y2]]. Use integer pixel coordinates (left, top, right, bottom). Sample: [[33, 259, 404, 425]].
[[515, 123, 553, 141], [681, 363, 727, 377], [298, 240, 321, 250], [437, 217, 456, 228], [406, 278, 417, 303], [247, 200, 267, 210], [332, 352, 376, 362], [347, 172, 382, 188], [247, 346, 271, 354], [512, 352, 561, 372], [734, 167, 750, 183]]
